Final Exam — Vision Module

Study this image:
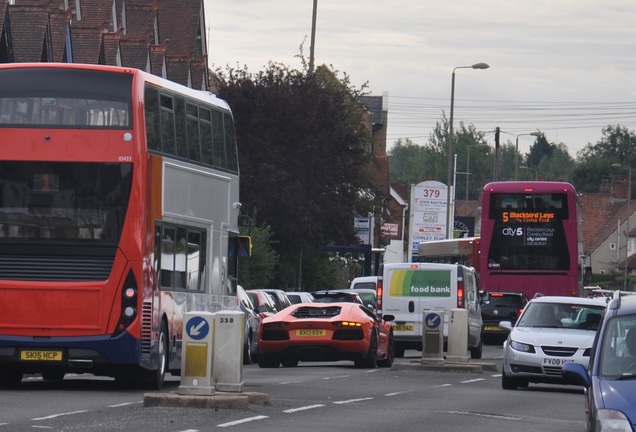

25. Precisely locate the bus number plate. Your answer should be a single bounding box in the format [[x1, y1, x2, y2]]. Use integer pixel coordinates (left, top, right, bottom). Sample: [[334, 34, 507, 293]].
[[20, 350, 63, 361]]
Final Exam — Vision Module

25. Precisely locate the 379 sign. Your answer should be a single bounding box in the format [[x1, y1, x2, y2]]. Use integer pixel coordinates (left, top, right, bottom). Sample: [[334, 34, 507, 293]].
[[421, 189, 441, 198]]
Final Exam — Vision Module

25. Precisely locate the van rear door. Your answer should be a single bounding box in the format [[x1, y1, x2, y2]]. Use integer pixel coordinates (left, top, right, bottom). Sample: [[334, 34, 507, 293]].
[[383, 263, 457, 341]]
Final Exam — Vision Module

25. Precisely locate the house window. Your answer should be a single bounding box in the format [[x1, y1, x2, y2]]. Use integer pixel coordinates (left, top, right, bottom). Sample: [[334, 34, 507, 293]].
[[610, 243, 616, 251]]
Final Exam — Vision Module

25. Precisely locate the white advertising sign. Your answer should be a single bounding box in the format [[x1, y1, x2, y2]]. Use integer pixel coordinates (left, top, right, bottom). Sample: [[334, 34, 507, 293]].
[[408, 180, 448, 261]]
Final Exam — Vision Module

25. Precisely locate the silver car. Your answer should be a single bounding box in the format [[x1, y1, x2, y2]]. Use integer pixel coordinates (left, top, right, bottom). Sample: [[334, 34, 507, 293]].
[[500, 295, 607, 390]]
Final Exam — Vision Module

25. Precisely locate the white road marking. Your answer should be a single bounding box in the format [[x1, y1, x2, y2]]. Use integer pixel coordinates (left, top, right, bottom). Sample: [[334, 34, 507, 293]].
[[31, 411, 88, 421], [108, 401, 143, 408], [385, 390, 414, 396], [284, 404, 325, 413], [460, 378, 486, 384], [217, 415, 269, 428], [333, 397, 374, 404]]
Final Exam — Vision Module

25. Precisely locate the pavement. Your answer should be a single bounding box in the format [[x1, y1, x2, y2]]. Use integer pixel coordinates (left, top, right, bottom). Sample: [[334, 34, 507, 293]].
[[143, 357, 497, 409]]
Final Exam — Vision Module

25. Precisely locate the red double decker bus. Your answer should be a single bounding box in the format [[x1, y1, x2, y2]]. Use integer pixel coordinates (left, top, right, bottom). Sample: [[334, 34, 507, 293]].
[[0, 64, 244, 388], [479, 181, 580, 299]]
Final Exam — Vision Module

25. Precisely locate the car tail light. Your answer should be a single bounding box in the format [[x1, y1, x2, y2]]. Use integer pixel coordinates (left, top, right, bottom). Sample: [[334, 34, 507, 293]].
[[457, 282, 464, 308], [333, 321, 362, 327], [376, 279, 384, 312]]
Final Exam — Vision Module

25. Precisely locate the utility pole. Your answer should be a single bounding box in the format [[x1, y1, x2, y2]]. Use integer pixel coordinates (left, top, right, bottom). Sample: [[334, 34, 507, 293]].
[[494, 127, 500, 181]]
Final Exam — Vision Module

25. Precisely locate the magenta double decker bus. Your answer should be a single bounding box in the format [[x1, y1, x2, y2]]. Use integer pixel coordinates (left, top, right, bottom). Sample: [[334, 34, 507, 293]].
[[479, 181, 580, 299]]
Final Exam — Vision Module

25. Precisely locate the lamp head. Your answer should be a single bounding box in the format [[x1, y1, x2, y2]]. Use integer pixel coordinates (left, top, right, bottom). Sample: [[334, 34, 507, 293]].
[[472, 62, 490, 70]]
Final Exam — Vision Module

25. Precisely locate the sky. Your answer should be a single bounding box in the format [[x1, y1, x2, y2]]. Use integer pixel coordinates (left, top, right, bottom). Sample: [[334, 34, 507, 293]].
[[205, 0, 636, 157]]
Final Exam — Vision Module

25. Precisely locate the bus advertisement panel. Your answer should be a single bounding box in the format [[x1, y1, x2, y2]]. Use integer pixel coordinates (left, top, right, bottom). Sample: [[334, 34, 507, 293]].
[[479, 181, 580, 299], [0, 64, 243, 389]]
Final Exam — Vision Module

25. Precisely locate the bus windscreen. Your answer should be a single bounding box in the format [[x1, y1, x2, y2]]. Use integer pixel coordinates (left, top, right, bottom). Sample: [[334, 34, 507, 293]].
[[0, 68, 132, 128], [487, 192, 570, 271]]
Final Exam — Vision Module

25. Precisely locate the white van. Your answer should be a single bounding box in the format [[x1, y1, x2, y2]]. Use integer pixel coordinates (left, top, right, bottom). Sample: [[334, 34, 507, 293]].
[[377, 262, 483, 359]]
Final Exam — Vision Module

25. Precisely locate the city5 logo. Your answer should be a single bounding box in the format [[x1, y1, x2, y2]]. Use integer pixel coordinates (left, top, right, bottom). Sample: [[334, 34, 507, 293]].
[[502, 227, 523, 236]]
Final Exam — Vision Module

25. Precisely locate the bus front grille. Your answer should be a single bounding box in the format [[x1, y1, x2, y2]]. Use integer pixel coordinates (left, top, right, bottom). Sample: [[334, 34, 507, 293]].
[[0, 255, 113, 281]]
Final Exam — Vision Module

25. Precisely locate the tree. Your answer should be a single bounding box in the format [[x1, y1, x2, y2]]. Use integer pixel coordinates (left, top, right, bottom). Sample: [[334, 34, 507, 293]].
[[389, 116, 493, 200], [214, 61, 380, 286], [573, 125, 636, 193], [238, 223, 279, 289]]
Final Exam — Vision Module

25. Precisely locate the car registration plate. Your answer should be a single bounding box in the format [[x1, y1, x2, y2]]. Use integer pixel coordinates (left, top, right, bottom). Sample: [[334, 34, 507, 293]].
[[20, 350, 63, 361], [483, 325, 500, 331], [543, 358, 574, 366], [393, 325, 414, 332], [296, 329, 326, 337]]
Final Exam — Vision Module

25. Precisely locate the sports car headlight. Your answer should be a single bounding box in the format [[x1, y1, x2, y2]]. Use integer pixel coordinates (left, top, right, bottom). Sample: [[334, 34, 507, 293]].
[[510, 340, 536, 353], [595, 409, 632, 432]]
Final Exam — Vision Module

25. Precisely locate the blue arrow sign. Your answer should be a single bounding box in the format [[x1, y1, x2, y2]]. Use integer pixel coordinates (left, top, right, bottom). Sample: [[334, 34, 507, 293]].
[[425, 313, 442, 330], [186, 316, 210, 341]]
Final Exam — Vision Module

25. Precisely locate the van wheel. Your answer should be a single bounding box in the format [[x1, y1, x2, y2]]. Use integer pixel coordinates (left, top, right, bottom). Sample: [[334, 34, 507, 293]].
[[470, 340, 483, 359]]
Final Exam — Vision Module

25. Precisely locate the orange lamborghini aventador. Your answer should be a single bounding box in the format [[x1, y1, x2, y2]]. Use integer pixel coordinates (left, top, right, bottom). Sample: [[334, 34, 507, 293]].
[[257, 302, 394, 369]]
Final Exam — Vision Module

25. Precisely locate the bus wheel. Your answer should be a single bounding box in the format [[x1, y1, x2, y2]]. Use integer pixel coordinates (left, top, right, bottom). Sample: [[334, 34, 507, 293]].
[[0, 368, 23, 388], [140, 323, 168, 390]]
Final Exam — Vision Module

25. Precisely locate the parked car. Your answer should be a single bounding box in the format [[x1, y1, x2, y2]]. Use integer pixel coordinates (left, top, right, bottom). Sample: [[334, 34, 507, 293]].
[[312, 290, 364, 305], [252, 289, 293, 313], [286, 291, 316, 304], [237, 285, 261, 364], [257, 302, 395, 369], [480, 291, 529, 341], [563, 292, 636, 432], [246, 289, 278, 319], [349, 288, 377, 311], [500, 295, 607, 390]]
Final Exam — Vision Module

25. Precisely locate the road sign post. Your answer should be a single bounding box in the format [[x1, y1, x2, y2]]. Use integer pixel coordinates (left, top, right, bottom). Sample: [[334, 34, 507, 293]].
[[178, 312, 215, 396], [421, 310, 444, 365]]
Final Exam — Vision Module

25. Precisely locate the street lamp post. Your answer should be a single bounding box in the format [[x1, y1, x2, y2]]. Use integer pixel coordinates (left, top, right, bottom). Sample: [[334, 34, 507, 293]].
[[613, 163, 632, 290], [519, 165, 538, 180], [515, 132, 541, 180], [446, 62, 489, 239]]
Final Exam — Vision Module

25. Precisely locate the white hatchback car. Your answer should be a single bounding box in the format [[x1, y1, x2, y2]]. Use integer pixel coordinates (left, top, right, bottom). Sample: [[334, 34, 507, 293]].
[[500, 295, 607, 390]]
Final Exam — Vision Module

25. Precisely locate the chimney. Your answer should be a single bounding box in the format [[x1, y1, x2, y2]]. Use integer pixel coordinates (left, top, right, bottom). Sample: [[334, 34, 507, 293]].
[[611, 174, 629, 200], [599, 178, 610, 194]]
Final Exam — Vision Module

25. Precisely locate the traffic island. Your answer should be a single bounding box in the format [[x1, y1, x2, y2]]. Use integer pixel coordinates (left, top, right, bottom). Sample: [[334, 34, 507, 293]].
[[391, 360, 498, 373], [143, 391, 270, 409]]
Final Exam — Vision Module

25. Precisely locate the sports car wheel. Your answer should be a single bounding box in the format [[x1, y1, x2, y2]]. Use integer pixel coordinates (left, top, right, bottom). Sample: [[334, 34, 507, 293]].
[[355, 331, 378, 369], [281, 358, 299, 367], [257, 353, 280, 368], [378, 333, 394, 368]]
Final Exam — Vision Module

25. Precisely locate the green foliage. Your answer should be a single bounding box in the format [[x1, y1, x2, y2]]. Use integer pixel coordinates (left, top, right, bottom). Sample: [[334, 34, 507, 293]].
[[388, 116, 492, 200], [214, 62, 379, 260], [238, 224, 279, 289]]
